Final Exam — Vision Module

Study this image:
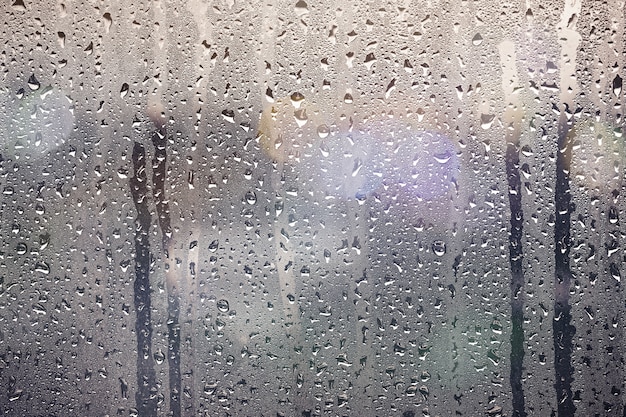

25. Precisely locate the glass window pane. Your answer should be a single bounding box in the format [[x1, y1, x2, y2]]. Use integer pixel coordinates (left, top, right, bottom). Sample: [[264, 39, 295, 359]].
[[0, 1, 624, 416]]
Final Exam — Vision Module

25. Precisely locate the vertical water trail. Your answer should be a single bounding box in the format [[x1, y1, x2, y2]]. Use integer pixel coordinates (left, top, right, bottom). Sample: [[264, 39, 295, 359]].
[[151, 121, 181, 417], [147, 0, 180, 412], [505, 139, 527, 417], [130, 142, 158, 416], [499, 40, 527, 417], [258, 3, 301, 336], [553, 114, 576, 417], [184, 3, 215, 411], [553, 0, 582, 413]]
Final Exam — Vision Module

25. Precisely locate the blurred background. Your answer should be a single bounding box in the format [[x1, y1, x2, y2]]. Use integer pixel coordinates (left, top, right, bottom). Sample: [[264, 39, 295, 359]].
[[0, 0, 624, 416]]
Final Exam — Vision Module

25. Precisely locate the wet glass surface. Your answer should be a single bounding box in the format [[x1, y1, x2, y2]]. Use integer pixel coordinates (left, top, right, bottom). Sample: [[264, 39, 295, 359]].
[[0, 1, 624, 416]]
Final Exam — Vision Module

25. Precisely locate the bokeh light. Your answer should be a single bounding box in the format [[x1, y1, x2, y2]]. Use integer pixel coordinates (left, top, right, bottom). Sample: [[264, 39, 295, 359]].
[[258, 97, 458, 202]]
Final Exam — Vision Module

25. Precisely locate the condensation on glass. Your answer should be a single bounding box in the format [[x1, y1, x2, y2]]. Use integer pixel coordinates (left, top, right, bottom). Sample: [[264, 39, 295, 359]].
[[0, 1, 624, 416]]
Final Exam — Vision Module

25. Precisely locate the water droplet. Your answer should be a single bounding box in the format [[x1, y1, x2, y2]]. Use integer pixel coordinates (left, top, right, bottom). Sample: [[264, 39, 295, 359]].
[[480, 113, 495, 129], [610, 263, 621, 282], [546, 61, 558, 74], [472, 33, 483, 46], [294, 0, 309, 16], [351, 158, 363, 177], [294, 108, 308, 127], [217, 299, 230, 312], [317, 124, 329, 139], [613, 74, 622, 98], [39, 233, 50, 250], [221, 109, 235, 123], [431, 240, 446, 256], [103, 13, 113, 33], [204, 382, 217, 395], [35, 261, 50, 274], [32, 303, 47, 315], [120, 83, 129, 98], [290, 91, 305, 108], [609, 207, 619, 224], [27, 74, 40, 90], [16, 242, 27, 255], [245, 190, 257, 205], [319, 141, 329, 157], [11, 0, 26, 11], [8, 389, 23, 402], [433, 151, 452, 164], [520, 145, 533, 157]]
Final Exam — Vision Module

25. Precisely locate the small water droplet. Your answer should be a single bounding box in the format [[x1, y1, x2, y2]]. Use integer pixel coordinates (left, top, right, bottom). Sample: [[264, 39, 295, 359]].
[[290, 92, 305, 108], [294, 108, 308, 127], [27, 74, 40, 90], [245, 190, 257, 205], [433, 151, 452, 164], [613, 74, 622, 98], [221, 109, 235, 123], [32, 303, 47, 315], [480, 113, 495, 129], [120, 83, 129, 98], [351, 158, 363, 177], [8, 389, 23, 402], [431, 240, 446, 257], [317, 124, 329, 139], [217, 299, 230, 312], [294, 0, 309, 16], [472, 33, 483, 46], [11, 0, 26, 11], [103, 13, 113, 33], [35, 261, 50, 274], [16, 242, 27, 255], [609, 207, 619, 224], [319, 141, 329, 157], [520, 145, 533, 157], [39, 233, 50, 250]]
